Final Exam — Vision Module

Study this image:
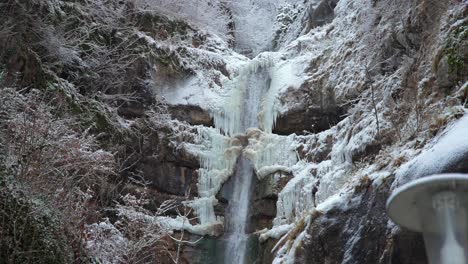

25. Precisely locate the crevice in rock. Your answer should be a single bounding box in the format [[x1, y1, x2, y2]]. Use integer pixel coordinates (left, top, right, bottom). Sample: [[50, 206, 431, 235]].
[[273, 106, 345, 135], [305, 0, 340, 32]]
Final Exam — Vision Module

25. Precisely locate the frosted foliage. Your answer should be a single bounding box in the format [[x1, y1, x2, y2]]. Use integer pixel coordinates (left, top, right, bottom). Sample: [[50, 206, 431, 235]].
[[156, 216, 221, 236], [133, 0, 232, 41], [244, 129, 298, 179], [226, 0, 279, 55], [274, 162, 316, 225], [85, 220, 128, 264]]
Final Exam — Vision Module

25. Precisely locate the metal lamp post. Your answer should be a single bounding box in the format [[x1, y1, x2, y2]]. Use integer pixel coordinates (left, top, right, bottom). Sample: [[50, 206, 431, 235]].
[[387, 174, 468, 264]]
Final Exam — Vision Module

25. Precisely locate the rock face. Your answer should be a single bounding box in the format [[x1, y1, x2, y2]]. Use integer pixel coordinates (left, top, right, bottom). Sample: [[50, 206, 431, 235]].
[[295, 147, 468, 264], [274, 84, 345, 135], [261, 0, 467, 263], [169, 104, 214, 127], [123, 124, 200, 197], [433, 7, 468, 90], [7, 0, 459, 262], [306, 0, 340, 31], [273, 106, 344, 135], [294, 177, 427, 264], [250, 172, 293, 232]]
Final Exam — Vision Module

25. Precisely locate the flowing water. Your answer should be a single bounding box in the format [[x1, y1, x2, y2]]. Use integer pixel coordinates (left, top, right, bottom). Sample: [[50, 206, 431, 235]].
[[224, 156, 255, 263], [223, 68, 271, 264]]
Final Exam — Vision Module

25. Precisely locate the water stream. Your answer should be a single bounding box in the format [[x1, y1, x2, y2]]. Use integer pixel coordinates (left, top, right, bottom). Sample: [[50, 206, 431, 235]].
[[224, 156, 255, 263], [222, 67, 271, 264]]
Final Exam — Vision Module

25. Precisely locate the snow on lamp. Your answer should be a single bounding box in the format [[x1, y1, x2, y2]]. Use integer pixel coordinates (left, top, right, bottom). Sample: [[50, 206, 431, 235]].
[[387, 174, 468, 264]]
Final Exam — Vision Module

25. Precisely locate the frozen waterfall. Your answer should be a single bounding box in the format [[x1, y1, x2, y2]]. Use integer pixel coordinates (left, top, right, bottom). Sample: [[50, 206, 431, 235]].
[[221, 64, 271, 263], [186, 51, 296, 263]]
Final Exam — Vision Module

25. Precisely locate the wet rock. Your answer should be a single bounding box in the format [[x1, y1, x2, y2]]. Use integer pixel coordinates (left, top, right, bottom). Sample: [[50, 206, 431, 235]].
[[250, 198, 277, 231], [137, 158, 196, 196], [256, 238, 279, 264], [274, 106, 344, 135], [249, 173, 292, 232], [169, 104, 214, 127]]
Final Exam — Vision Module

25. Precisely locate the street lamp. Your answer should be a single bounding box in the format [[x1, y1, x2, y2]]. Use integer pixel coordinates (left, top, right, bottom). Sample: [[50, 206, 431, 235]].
[[387, 174, 468, 264]]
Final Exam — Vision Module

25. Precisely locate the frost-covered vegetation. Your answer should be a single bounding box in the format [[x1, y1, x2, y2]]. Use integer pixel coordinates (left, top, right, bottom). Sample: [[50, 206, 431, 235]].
[[1, 0, 467, 263], [0, 0, 212, 262]]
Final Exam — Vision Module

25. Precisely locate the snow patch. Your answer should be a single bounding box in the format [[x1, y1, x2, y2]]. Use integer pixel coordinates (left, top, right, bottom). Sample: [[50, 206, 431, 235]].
[[394, 114, 468, 188]]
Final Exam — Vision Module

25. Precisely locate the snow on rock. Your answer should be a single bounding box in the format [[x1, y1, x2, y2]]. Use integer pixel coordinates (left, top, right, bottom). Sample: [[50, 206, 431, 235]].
[[256, 165, 291, 180], [258, 224, 293, 243], [156, 215, 223, 237], [394, 113, 468, 188]]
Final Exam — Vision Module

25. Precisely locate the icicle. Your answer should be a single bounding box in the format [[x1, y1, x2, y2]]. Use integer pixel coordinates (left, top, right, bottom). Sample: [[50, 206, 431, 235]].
[[211, 73, 247, 135], [184, 126, 242, 226], [273, 162, 316, 225], [211, 52, 278, 136]]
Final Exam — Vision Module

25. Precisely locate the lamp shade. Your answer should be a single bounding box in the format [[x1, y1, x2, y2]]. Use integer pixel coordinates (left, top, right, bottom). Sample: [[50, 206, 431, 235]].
[[387, 174, 468, 264]]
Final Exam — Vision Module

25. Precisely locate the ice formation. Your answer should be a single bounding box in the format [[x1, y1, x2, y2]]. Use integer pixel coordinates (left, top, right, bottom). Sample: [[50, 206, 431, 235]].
[[184, 126, 242, 226], [260, 59, 306, 133], [244, 129, 299, 180], [212, 52, 277, 136], [274, 161, 317, 225], [258, 224, 293, 243]]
